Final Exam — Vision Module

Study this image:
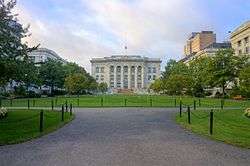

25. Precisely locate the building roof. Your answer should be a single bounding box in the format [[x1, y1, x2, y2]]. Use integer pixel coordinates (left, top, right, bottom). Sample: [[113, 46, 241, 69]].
[[230, 20, 250, 39], [205, 42, 231, 49], [90, 55, 162, 63], [29, 48, 67, 63]]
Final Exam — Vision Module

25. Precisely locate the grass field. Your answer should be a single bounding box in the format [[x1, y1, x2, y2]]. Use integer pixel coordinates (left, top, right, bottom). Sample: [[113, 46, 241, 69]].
[[0, 110, 74, 145], [176, 109, 250, 148], [1, 95, 250, 108]]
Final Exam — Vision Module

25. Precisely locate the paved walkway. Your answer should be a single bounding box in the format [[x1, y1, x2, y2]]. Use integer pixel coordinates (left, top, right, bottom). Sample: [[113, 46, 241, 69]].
[[0, 108, 250, 166]]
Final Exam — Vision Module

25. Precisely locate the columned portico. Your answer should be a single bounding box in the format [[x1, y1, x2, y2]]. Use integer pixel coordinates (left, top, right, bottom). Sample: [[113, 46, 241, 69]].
[[121, 66, 124, 89], [114, 65, 117, 88], [134, 66, 138, 89], [91, 55, 161, 93], [128, 65, 131, 89]]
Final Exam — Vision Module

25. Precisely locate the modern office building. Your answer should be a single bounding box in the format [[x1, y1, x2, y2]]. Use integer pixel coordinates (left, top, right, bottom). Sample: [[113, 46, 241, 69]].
[[230, 21, 250, 56], [184, 31, 216, 56], [90, 55, 161, 93], [28, 48, 67, 65]]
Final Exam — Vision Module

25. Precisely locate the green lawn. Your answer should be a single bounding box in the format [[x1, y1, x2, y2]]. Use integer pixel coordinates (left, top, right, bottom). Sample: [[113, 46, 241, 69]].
[[1, 95, 250, 109], [176, 109, 250, 148], [0, 110, 74, 145]]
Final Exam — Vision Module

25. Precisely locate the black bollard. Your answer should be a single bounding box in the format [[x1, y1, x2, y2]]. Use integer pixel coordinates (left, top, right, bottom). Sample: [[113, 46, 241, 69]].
[[193, 100, 196, 110], [39, 110, 44, 132], [188, 106, 191, 124], [70, 104, 73, 116], [61, 105, 64, 122], [179, 100, 182, 117], [210, 110, 214, 135], [51, 100, 54, 110], [124, 98, 127, 107]]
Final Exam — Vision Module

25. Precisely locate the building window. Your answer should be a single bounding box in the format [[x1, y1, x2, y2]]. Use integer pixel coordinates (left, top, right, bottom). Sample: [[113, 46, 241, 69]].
[[137, 66, 142, 73], [244, 36, 249, 44], [238, 40, 241, 47], [117, 66, 121, 73], [148, 67, 151, 73], [110, 82, 114, 88], [152, 67, 156, 73], [96, 67, 99, 73], [131, 66, 135, 73], [110, 75, 114, 81], [124, 66, 128, 73], [110, 66, 114, 73], [101, 67, 105, 73], [239, 49, 242, 55], [95, 75, 99, 81], [153, 75, 156, 80], [100, 75, 104, 81], [148, 75, 151, 81], [246, 47, 249, 54]]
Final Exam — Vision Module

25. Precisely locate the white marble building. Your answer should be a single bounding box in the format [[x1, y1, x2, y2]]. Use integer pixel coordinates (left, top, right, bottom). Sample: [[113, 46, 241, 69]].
[[28, 48, 67, 66], [90, 55, 161, 92]]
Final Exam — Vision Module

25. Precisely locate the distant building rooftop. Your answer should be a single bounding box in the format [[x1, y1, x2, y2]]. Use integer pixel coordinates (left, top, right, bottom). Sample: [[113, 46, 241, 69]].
[[91, 55, 162, 63]]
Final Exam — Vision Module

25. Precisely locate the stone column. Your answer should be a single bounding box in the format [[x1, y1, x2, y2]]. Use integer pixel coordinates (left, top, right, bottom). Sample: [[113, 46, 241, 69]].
[[114, 65, 117, 88], [135, 66, 138, 89], [141, 66, 144, 89], [128, 65, 131, 89], [121, 65, 124, 89]]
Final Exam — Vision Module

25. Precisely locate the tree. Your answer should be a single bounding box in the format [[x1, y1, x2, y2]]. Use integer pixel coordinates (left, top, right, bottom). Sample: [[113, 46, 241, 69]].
[[207, 49, 245, 98], [165, 74, 192, 95], [98, 82, 108, 93], [64, 62, 88, 76], [188, 57, 213, 97], [162, 59, 178, 79], [149, 79, 163, 93], [239, 64, 250, 97], [64, 73, 87, 94], [39, 59, 65, 95], [0, 0, 37, 86]]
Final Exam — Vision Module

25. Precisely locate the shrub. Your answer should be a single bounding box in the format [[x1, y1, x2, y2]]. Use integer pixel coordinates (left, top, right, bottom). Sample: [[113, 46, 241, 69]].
[[0, 107, 8, 119], [244, 108, 250, 118]]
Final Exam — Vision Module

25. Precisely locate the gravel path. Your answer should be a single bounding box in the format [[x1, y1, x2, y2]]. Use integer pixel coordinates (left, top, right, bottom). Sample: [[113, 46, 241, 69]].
[[0, 108, 250, 166]]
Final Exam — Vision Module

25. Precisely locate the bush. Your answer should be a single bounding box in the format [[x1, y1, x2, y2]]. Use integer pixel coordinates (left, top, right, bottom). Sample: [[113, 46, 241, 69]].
[[0, 107, 8, 119], [244, 108, 250, 118]]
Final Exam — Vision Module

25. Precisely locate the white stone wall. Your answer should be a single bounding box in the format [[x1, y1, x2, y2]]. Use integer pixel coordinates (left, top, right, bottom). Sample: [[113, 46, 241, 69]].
[[91, 56, 161, 92]]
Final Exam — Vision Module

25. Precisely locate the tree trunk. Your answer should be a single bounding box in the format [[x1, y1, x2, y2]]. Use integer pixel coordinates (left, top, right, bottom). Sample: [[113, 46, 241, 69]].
[[222, 84, 225, 99]]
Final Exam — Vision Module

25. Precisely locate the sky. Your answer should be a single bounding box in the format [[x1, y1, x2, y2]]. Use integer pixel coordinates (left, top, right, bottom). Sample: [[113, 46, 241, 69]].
[[15, 0, 250, 72]]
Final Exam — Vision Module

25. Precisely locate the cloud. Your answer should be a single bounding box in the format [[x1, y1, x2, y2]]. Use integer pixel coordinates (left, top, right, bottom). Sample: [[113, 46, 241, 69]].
[[16, 0, 215, 71]]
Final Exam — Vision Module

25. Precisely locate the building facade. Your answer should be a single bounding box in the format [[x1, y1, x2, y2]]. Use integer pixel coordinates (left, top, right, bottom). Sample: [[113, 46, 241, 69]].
[[28, 48, 67, 65], [230, 21, 250, 56], [180, 42, 231, 64], [90, 55, 161, 92], [184, 31, 216, 56]]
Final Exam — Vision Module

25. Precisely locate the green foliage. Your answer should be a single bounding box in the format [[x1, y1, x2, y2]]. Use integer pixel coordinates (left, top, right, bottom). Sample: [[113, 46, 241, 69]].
[[239, 64, 250, 97], [189, 57, 213, 97], [64, 73, 88, 94], [39, 59, 65, 94], [164, 74, 191, 95], [98, 82, 108, 93], [150, 79, 163, 93], [207, 49, 245, 97], [0, 0, 38, 86]]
